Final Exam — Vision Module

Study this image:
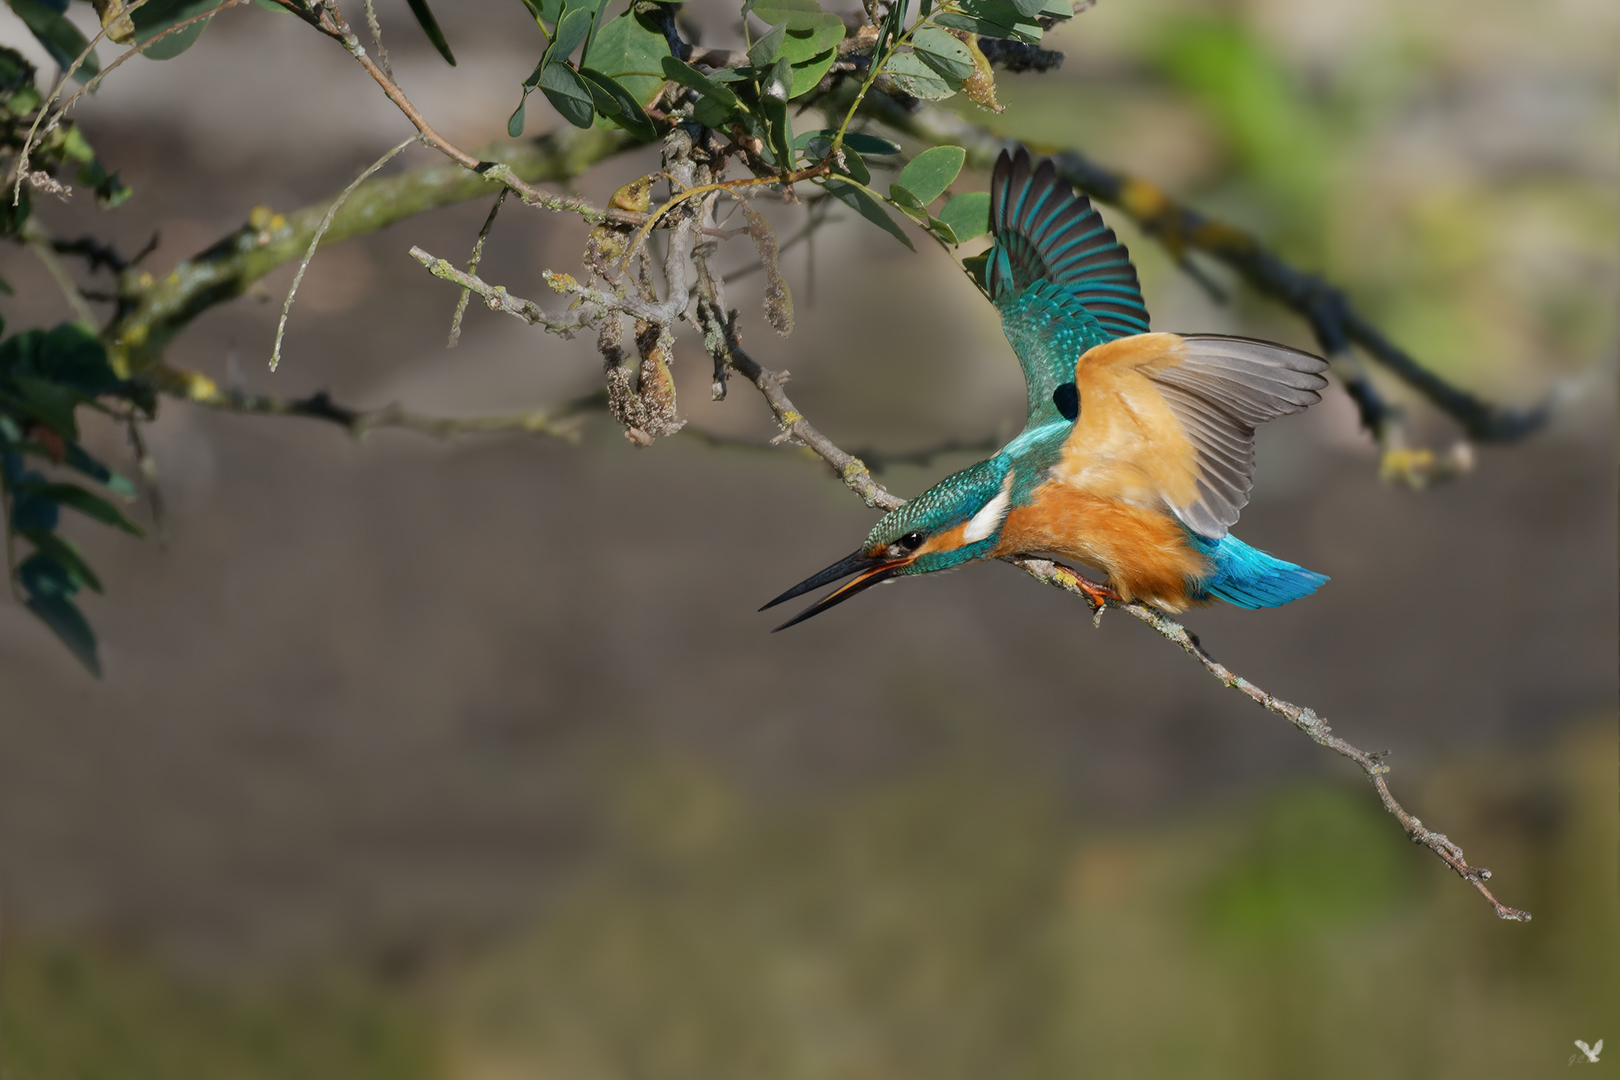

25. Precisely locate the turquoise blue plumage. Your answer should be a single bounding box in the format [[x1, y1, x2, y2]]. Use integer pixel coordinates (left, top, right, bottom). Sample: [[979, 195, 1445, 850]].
[[764, 149, 1330, 629]]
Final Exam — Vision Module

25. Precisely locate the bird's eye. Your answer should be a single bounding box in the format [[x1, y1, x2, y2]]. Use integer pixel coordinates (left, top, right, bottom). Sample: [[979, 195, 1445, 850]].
[[897, 531, 924, 552]]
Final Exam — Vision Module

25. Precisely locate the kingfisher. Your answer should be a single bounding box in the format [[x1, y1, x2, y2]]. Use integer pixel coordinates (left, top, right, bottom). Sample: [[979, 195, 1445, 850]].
[[763, 149, 1330, 630]]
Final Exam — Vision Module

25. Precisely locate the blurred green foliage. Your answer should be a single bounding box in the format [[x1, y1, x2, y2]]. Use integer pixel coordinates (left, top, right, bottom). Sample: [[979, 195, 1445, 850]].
[[0, 938, 437, 1079], [5, 726, 1610, 1078]]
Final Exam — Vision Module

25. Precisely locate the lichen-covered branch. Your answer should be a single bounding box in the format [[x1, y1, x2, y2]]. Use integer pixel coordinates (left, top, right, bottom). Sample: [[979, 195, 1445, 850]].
[[103, 125, 636, 376]]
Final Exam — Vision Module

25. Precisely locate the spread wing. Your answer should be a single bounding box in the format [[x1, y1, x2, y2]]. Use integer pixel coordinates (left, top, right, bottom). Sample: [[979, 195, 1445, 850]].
[[987, 149, 1151, 433], [1052, 333, 1328, 538]]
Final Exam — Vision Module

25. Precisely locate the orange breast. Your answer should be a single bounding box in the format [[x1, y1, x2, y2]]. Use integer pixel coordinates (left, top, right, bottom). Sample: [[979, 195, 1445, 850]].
[[994, 481, 1210, 611]]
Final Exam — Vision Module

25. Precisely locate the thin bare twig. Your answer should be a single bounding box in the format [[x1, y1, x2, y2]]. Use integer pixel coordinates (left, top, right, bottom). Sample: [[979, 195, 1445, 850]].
[[409, 247, 586, 335], [448, 189, 507, 348], [271, 134, 418, 372], [299, 0, 609, 222], [1012, 557, 1530, 921]]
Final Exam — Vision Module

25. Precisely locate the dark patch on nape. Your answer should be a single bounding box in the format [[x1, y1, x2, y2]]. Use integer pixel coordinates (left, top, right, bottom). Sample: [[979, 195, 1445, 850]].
[[1053, 382, 1080, 421]]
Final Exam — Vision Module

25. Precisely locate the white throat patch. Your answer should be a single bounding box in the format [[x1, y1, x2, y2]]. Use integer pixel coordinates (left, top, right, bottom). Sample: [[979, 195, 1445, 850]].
[[962, 469, 1015, 544]]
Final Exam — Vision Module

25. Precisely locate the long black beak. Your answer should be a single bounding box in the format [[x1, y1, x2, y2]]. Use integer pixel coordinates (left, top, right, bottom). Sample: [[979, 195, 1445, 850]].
[[760, 549, 906, 631]]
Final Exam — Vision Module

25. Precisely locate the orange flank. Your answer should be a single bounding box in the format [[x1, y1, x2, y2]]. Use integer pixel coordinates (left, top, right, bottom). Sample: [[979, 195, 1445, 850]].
[[1050, 333, 1203, 511], [993, 482, 1210, 611], [992, 333, 1217, 611]]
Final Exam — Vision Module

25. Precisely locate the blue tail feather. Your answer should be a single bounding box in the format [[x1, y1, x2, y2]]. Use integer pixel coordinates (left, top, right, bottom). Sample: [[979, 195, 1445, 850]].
[[1187, 532, 1327, 609]]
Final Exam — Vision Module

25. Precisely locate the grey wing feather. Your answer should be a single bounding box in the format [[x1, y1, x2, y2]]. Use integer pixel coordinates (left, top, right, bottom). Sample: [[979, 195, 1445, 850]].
[[1151, 335, 1329, 538]]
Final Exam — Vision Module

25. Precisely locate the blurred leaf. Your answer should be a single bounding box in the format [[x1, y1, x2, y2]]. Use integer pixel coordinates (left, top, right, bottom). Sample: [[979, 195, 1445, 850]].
[[577, 67, 658, 141], [539, 62, 595, 128], [39, 324, 119, 396], [62, 443, 136, 498], [8, 0, 99, 81], [910, 26, 975, 82], [892, 145, 965, 206], [937, 190, 990, 242], [883, 52, 955, 100], [1006, 0, 1044, 16], [128, 0, 215, 60], [404, 0, 456, 65], [21, 529, 102, 593], [584, 10, 672, 105], [824, 179, 914, 250], [749, 0, 825, 31], [795, 129, 900, 157], [12, 481, 144, 536], [24, 592, 98, 675], [11, 376, 81, 441], [747, 20, 787, 67], [962, 250, 989, 290], [19, 551, 78, 599]]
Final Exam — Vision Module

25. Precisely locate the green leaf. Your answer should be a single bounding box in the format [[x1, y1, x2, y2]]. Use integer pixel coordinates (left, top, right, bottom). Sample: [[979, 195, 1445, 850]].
[[962, 250, 989, 290], [795, 129, 901, 156], [548, 3, 594, 63], [9, 0, 98, 81], [883, 51, 955, 100], [910, 25, 975, 82], [12, 481, 144, 536], [22, 530, 102, 593], [834, 146, 870, 185], [934, 0, 1044, 44], [1007, 0, 1045, 16], [404, 0, 457, 65], [660, 56, 740, 108], [777, 13, 844, 62], [584, 10, 673, 105], [788, 47, 838, 99], [937, 190, 990, 242], [749, 0, 827, 31], [824, 179, 914, 250], [891, 145, 966, 206], [539, 61, 596, 128], [509, 61, 546, 137], [25, 592, 99, 675], [747, 20, 788, 67], [577, 67, 659, 141]]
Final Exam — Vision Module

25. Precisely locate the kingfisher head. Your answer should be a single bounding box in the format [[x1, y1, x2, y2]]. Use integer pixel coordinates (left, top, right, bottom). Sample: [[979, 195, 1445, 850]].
[[762, 457, 1017, 630]]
